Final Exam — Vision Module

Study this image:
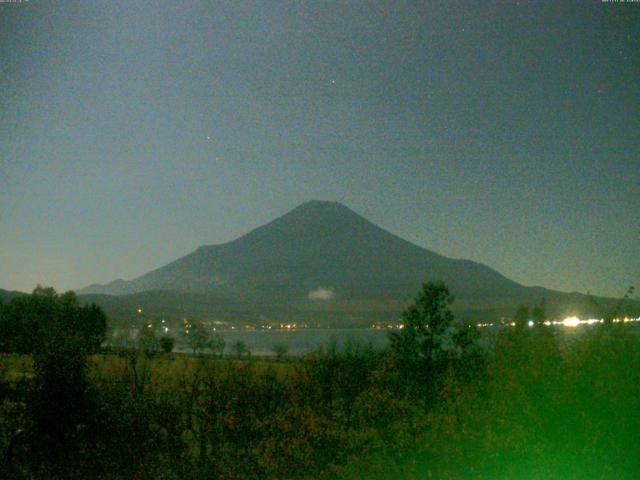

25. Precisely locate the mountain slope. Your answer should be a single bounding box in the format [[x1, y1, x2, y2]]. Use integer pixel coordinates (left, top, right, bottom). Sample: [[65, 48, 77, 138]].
[[80, 201, 524, 301], [78, 201, 637, 323]]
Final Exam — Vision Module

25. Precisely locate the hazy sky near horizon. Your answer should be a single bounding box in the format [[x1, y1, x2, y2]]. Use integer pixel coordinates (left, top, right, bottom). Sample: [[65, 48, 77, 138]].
[[1, 0, 638, 297]]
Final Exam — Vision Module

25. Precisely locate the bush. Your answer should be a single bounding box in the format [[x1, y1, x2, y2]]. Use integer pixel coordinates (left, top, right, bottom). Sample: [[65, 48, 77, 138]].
[[160, 335, 175, 354]]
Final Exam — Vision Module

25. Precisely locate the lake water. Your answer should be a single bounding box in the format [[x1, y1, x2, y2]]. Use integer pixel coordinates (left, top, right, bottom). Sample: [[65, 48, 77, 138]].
[[201, 323, 640, 356], [109, 326, 393, 356], [113, 322, 640, 357], [176, 328, 391, 356]]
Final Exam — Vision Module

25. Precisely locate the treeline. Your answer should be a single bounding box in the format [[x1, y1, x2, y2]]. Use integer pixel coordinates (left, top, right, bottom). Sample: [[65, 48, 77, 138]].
[[1, 283, 640, 478], [0, 286, 106, 354]]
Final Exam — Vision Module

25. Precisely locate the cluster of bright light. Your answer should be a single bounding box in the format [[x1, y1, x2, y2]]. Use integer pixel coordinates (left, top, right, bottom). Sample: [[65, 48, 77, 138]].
[[557, 316, 640, 328], [473, 316, 640, 329], [561, 316, 581, 327]]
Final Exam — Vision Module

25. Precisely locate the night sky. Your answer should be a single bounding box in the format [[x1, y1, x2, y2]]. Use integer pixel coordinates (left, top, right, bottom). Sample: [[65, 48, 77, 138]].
[[1, 1, 638, 297]]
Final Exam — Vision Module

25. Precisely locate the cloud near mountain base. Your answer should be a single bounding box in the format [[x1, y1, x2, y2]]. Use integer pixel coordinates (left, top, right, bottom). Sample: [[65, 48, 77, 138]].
[[307, 287, 335, 301]]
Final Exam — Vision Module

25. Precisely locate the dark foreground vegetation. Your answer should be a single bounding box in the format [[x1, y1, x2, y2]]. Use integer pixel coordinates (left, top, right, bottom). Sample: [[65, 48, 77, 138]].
[[1, 285, 639, 479]]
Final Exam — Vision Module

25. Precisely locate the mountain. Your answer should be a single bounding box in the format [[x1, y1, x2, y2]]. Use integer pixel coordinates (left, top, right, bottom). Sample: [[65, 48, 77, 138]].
[[0, 288, 27, 303], [80, 201, 523, 299], [78, 201, 634, 324]]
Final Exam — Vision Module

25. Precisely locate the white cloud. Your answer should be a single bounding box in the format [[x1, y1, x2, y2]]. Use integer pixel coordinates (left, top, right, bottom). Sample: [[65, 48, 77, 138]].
[[307, 287, 335, 301]]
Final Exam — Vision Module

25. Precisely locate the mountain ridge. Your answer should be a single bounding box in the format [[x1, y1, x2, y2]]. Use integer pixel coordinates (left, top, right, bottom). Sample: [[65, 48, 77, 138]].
[[79, 200, 522, 300], [75, 201, 637, 324]]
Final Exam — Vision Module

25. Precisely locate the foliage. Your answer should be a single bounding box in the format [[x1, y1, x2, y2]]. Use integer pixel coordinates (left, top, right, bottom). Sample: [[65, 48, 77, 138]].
[[210, 332, 226, 357], [185, 321, 211, 356], [513, 304, 530, 329], [0, 286, 107, 354], [137, 324, 159, 355], [419, 325, 640, 479], [389, 282, 455, 362], [3, 323, 640, 479], [25, 330, 93, 476], [4, 289, 103, 477], [531, 299, 546, 325], [233, 340, 250, 358], [160, 335, 175, 354], [2, 283, 640, 478], [272, 344, 288, 362], [388, 281, 466, 404], [606, 285, 636, 322], [588, 285, 637, 323]]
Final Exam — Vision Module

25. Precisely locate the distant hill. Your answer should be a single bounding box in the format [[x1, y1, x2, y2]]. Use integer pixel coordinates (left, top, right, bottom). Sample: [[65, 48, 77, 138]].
[[77, 201, 638, 324], [0, 288, 26, 303]]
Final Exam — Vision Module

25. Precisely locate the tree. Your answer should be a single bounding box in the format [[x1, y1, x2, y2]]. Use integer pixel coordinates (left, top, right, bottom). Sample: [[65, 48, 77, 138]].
[[513, 305, 530, 330], [186, 321, 211, 356], [160, 335, 175, 354], [137, 325, 159, 355], [29, 330, 91, 465], [111, 328, 133, 351], [531, 300, 546, 326], [389, 281, 455, 363], [272, 344, 288, 362], [80, 303, 107, 351], [587, 286, 635, 324], [59, 292, 107, 352], [0, 286, 107, 354], [388, 282, 456, 403], [233, 340, 250, 359], [211, 333, 226, 358], [16, 287, 103, 474], [33, 284, 57, 298], [607, 286, 635, 323]]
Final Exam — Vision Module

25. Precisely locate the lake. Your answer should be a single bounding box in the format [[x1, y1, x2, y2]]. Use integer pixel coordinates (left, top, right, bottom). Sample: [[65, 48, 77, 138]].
[[177, 328, 391, 356], [112, 321, 640, 357]]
